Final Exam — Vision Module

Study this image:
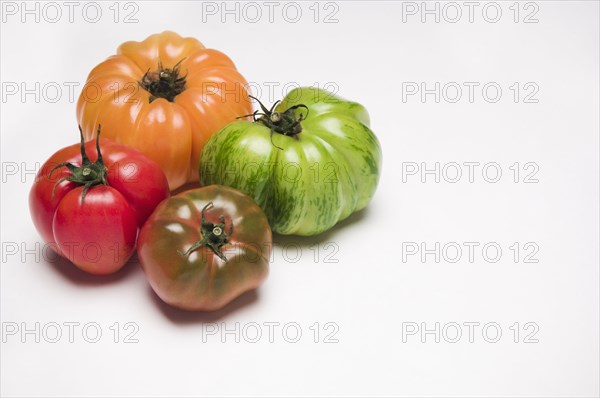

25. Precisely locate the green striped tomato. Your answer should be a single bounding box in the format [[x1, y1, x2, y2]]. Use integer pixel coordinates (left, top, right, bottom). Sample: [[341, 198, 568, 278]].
[[199, 87, 382, 236]]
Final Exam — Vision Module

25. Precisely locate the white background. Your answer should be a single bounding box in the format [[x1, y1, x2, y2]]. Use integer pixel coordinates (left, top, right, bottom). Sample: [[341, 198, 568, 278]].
[[1, 1, 599, 397]]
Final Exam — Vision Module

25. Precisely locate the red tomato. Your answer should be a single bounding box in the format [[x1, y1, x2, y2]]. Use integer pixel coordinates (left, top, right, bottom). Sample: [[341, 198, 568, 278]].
[[29, 127, 169, 275]]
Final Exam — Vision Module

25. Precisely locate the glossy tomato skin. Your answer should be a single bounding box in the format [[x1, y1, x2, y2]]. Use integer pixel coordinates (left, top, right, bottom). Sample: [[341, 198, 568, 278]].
[[200, 87, 382, 236], [137, 185, 271, 311], [53, 186, 138, 275], [29, 138, 169, 274], [76, 31, 253, 190]]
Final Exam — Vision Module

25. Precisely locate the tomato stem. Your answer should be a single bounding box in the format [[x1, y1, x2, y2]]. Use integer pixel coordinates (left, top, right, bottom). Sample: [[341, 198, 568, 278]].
[[139, 59, 187, 103], [178, 202, 233, 261], [238, 96, 309, 150], [50, 125, 108, 204]]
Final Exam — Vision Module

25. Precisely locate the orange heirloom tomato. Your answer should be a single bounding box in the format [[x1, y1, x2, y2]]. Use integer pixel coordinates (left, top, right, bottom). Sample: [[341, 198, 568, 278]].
[[76, 31, 252, 190]]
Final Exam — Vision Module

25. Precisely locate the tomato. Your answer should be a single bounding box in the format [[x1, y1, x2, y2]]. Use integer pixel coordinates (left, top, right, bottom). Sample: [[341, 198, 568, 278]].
[[29, 127, 169, 275], [137, 185, 271, 311], [199, 87, 382, 236], [76, 31, 252, 190]]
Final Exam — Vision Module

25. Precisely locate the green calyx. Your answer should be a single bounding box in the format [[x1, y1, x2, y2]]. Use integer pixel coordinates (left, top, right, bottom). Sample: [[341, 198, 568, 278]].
[[139, 59, 187, 103], [238, 95, 309, 150], [179, 202, 234, 261], [50, 125, 108, 204]]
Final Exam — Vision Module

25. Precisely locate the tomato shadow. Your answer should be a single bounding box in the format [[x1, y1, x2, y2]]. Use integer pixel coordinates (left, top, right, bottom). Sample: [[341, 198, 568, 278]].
[[47, 253, 140, 286], [272, 206, 370, 247], [171, 182, 202, 195], [147, 286, 260, 324]]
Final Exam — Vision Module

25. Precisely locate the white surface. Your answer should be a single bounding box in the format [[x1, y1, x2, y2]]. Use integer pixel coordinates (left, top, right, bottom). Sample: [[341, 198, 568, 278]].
[[1, 1, 599, 397]]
